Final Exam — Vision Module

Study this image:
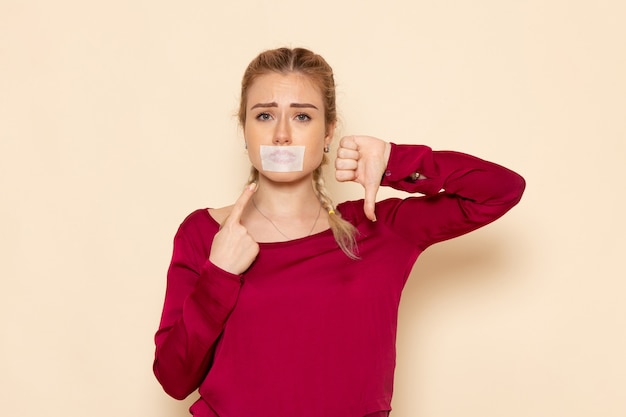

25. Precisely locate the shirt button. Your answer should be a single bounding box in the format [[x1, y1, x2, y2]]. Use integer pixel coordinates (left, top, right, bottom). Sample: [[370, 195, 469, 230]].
[[384, 170, 391, 177]]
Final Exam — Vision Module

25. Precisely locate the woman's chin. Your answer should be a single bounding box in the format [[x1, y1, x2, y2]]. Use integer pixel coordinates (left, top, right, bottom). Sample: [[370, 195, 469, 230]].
[[258, 170, 312, 184]]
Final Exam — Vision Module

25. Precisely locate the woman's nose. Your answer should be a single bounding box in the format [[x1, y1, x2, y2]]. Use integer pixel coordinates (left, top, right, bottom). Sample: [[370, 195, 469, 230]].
[[273, 118, 291, 145]]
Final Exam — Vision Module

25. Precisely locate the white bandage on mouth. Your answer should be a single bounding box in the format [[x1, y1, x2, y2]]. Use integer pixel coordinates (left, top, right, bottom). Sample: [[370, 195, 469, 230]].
[[260, 145, 305, 172]]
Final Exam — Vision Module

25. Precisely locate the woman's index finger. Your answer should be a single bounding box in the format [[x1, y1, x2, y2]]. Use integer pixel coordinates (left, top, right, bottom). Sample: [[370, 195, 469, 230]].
[[226, 183, 257, 224], [339, 135, 358, 150]]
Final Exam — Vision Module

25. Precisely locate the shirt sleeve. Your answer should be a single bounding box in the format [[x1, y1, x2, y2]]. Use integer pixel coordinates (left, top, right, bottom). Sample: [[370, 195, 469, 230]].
[[153, 217, 244, 400], [376, 143, 526, 250]]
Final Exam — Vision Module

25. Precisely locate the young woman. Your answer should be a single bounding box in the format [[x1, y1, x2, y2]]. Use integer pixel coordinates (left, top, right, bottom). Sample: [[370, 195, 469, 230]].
[[153, 47, 525, 417]]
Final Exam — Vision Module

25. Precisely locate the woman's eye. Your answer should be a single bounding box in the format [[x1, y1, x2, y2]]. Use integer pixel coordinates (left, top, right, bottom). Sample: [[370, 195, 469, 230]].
[[295, 113, 311, 122], [256, 112, 272, 121]]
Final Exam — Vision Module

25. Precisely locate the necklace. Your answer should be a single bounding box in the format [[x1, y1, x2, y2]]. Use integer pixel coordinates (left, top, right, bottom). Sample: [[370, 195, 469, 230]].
[[252, 198, 322, 240]]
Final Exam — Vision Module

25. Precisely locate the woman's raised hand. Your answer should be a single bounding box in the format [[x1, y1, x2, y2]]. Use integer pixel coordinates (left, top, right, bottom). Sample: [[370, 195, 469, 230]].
[[209, 183, 260, 275], [335, 135, 391, 222]]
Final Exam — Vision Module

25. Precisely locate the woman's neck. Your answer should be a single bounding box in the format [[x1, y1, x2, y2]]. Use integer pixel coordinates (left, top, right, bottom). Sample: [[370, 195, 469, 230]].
[[240, 173, 329, 242], [252, 175, 321, 217]]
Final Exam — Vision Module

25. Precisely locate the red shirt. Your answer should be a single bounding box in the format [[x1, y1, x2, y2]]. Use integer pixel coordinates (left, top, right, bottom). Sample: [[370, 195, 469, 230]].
[[153, 144, 525, 417]]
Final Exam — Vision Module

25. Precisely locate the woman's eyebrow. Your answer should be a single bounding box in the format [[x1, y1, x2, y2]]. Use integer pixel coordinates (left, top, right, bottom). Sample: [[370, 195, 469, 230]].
[[290, 103, 318, 109], [250, 102, 277, 109], [250, 102, 319, 110]]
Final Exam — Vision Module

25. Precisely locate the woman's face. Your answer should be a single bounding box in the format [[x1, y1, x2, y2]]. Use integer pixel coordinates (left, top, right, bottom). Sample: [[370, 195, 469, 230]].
[[243, 72, 334, 182]]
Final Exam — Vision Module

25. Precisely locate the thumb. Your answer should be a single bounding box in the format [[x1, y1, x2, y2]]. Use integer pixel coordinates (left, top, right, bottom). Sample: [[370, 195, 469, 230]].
[[226, 183, 257, 225], [363, 181, 379, 222]]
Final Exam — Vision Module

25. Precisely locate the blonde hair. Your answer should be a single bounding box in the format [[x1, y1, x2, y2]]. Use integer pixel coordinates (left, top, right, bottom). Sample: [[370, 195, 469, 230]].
[[240, 47, 358, 258]]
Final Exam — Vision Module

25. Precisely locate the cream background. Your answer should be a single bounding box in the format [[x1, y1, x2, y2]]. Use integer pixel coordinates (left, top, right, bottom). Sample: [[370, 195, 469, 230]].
[[1, 1, 624, 416]]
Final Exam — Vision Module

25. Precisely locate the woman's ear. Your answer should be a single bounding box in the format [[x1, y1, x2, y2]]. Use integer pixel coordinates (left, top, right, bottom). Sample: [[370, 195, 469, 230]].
[[324, 121, 337, 147]]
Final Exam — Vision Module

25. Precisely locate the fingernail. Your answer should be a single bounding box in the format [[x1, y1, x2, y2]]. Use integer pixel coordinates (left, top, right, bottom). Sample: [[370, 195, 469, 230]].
[[248, 183, 257, 192]]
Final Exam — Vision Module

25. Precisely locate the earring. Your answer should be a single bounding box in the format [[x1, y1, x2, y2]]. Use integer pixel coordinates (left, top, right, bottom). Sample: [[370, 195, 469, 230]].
[[323, 145, 330, 153]]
